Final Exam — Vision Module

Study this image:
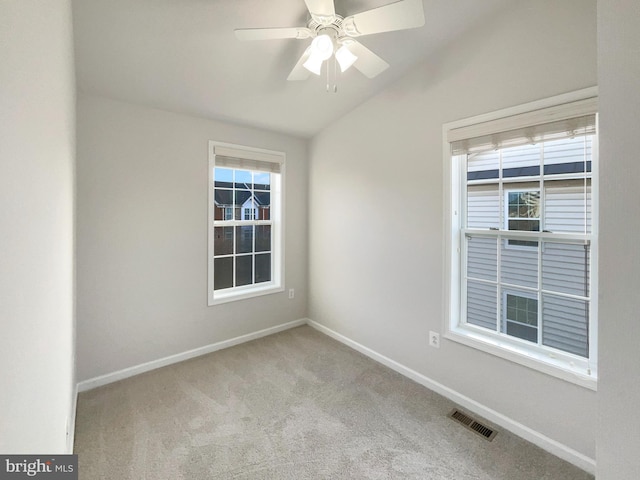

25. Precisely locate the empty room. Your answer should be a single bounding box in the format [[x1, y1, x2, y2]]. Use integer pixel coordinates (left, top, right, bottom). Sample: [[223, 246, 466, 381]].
[[1, 0, 639, 478]]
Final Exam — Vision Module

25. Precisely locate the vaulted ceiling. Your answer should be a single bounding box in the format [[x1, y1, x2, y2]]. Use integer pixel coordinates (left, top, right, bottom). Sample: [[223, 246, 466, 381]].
[[72, 0, 514, 138]]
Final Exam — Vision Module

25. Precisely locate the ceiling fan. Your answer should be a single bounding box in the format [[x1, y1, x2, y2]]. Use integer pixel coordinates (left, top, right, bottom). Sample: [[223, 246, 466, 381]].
[[234, 0, 425, 81]]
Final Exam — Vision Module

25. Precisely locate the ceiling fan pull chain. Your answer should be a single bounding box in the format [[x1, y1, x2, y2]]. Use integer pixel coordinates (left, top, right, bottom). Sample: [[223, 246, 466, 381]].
[[325, 56, 337, 93], [326, 60, 329, 92]]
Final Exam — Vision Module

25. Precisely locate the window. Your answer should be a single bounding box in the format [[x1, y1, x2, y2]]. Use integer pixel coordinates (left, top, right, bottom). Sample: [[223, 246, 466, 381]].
[[504, 291, 538, 342], [243, 207, 256, 220], [208, 142, 284, 305], [444, 89, 598, 388], [505, 190, 539, 247]]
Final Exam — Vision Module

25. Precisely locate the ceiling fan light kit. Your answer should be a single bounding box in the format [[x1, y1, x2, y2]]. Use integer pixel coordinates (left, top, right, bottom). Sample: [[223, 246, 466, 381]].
[[234, 0, 425, 85]]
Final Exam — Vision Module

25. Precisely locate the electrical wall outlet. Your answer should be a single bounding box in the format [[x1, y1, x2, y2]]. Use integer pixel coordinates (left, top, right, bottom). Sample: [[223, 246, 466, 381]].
[[288, 288, 295, 299], [429, 331, 440, 348]]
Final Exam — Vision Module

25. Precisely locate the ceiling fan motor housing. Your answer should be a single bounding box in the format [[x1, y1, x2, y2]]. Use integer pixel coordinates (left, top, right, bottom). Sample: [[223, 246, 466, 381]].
[[309, 16, 354, 49]]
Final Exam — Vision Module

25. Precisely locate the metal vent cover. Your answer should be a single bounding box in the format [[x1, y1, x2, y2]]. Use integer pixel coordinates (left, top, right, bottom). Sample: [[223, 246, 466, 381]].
[[448, 409, 498, 441]]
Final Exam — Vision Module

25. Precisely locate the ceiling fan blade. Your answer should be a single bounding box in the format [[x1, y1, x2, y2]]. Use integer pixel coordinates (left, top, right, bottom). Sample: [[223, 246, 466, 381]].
[[303, 0, 335, 17], [346, 41, 390, 78], [235, 27, 312, 41], [343, 0, 425, 37], [287, 49, 312, 81]]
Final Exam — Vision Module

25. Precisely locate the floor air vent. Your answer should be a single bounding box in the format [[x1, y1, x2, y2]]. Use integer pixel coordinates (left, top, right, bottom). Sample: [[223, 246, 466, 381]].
[[448, 409, 497, 441]]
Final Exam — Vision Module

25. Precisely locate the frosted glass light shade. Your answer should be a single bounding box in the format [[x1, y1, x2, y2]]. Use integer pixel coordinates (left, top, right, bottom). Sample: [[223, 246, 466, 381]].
[[311, 34, 334, 60], [335, 45, 358, 72], [303, 34, 334, 75], [303, 53, 324, 75]]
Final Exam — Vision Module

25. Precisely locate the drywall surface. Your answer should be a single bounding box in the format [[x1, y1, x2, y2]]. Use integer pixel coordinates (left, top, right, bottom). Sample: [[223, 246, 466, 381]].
[[597, 1, 640, 478], [0, 0, 76, 453], [76, 95, 308, 381], [309, 0, 597, 461]]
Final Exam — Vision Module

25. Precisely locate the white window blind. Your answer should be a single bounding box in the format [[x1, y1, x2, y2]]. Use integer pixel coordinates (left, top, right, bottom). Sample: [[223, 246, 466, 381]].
[[448, 97, 597, 155], [213, 145, 283, 173]]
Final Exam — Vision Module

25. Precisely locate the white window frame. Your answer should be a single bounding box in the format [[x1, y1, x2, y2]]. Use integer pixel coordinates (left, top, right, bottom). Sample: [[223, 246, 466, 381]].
[[443, 88, 598, 390], [208, 141, 285, 305]]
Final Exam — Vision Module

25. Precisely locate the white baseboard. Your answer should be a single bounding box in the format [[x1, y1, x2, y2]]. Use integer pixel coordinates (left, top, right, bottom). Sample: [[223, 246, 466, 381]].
[[77, 318, 307, 393], [74, 317, 595, 474], [306, 319, 596, 475]]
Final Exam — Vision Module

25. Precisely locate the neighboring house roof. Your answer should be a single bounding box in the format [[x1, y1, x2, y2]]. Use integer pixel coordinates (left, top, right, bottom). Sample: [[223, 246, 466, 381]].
[[214, 188, 270, 207]]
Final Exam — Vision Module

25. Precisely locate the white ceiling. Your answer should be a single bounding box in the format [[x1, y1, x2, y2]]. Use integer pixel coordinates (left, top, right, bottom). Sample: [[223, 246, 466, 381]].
[[72, 0, 513, 138]]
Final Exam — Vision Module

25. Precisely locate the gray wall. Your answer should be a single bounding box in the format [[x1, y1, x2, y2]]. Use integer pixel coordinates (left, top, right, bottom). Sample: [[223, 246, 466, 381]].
[[76, 95, 308, 381], [308, 0, 597, 461], [597, 0, 640, 477], [0, 0, 76, 453]]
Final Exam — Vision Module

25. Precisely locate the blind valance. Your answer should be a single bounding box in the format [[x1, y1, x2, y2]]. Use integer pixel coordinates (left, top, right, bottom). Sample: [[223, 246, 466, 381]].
[[448, 97, 597, 155], [213, 145, 284, 173]]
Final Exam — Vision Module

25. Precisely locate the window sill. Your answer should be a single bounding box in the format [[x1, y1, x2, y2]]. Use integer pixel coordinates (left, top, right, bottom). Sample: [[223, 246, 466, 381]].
[[209, 283, 284, 306], [445, 325, 597, 391]]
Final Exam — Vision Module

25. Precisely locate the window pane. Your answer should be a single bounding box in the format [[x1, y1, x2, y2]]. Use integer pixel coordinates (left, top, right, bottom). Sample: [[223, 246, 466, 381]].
[[234, 190, 252, 220], [254, 172, 271, 191], [235, 169, 252, 189], [542, 293, 588, 357], [255, 253, 271, 283], [214, 226, 233, 256], [214, 257, 233, 290], [467, 150, 499, 181], [467, 236, 497, 281], [258, 206, 270, 221], [214, 189, 233, 220], [544, 179, 591, 234], [235, 255, 252, 286], [255, 225, 271, 252], [215, 188, 233, 206], [467, 280, 497, 330], [215, 189, 233, 206], [467, 185, 499, 229], [214, 168, 233, 188], [501, 240, 538, 288], [254, 192, 271, 220], [542, 136, 592, 176], [235, 226, 253, 254], [542, 242, 590, 297], [502, 143, 540, 177]]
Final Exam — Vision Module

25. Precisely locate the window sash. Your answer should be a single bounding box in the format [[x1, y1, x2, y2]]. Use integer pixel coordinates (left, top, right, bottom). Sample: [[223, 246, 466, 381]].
[[213, 178, 275, 291]]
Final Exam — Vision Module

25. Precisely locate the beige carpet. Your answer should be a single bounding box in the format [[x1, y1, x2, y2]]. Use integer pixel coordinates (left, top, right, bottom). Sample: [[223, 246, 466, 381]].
[[74, 326, 593, 479]]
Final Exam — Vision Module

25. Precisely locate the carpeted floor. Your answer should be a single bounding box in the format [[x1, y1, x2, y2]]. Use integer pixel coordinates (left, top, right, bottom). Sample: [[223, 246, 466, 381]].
[[74, 325, 593, 479]]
